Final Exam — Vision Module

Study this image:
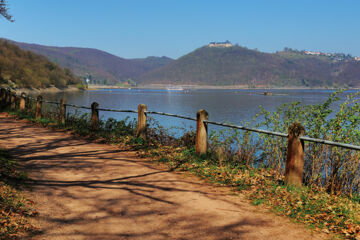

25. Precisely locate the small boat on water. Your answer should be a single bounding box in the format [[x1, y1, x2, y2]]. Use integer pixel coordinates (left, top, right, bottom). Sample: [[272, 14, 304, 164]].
[[253, 91, 288, 96], [263, 91, 273, 96], [166, 85, 184, 91]]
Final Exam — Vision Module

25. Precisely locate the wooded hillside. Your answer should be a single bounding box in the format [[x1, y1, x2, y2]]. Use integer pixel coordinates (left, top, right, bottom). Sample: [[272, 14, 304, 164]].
[[9, 40, 173, 85], [6, 38, 360, 88], [139, 46, 360, 87], [0, 40, 80, 88]]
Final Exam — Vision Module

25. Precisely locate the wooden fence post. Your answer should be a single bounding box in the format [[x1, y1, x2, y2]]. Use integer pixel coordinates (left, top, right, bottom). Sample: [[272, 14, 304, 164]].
[[35, 95, 43, 119], [10, 93, 16, 109], [59, 98, 66, 124], [15, 94, 20, 109], [285, 122, 305, 187], [195, 109, 208, 155], [5, 89, 11, 106], [91, 102, 99, 130], [0, 88, 5, 105], [136, 104, 147, 140], [26, 95, 32, 112], [19, 92, 26, 110]]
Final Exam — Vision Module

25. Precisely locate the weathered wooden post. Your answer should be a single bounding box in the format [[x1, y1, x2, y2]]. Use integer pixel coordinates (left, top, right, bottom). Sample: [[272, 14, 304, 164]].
[[136, 104, 147, 140], [58, 98, 66, 124], [10, 93, 16, 109], [35, 95, 43, 119], [15, 94, 20, 109], [19, 92, 26, 110], [195, 109, 208, 155], [0, 88, 5, 105], [4, 90, 8, 106], [285, 122, 305, 187], [26, 95, 32, 112], [91, 102, 99, 130], [6, 89, 12, 107]]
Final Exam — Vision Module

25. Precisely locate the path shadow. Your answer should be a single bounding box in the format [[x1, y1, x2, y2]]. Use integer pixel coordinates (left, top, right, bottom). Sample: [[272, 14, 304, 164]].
[[1, 115, 280, 240]]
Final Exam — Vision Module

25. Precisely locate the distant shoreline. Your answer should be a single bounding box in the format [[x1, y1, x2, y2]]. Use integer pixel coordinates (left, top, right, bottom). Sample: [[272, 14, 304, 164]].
[[0, 85, 81, 95], [87, 84, 359, 90]]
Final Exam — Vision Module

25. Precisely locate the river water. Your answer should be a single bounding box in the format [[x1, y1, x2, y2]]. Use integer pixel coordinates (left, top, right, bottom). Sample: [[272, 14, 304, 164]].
[[41, 88, 358, 135]]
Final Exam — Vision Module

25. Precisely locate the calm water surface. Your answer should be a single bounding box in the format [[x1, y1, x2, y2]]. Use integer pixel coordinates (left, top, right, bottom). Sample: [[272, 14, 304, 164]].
[[42, 89, 358, 134]]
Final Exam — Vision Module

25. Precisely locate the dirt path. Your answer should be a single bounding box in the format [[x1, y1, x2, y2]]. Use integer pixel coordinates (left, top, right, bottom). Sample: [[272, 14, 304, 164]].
[[0, 113, 329, 240]]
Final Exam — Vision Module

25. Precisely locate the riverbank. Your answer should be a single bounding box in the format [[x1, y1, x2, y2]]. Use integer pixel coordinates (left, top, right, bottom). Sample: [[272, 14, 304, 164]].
[[2, 99, 360, 239], [0, 84, 81, 95], [87, 83, 357, 90]]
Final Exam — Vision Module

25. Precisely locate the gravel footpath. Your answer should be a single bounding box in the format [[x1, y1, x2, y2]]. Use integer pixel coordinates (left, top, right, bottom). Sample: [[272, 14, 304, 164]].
[[0, 113, 329, 240]]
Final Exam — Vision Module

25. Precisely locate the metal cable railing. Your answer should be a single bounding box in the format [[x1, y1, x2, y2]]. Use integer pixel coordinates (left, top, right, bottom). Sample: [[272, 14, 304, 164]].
[[65, 103, 91, 110], [43, 100, 60, 105], [98, 108, 138, 114], [146, 111, 197, 121], [299, 136, 360, 151], [204, 120, 288, 138], [204, 119, 360, 151]]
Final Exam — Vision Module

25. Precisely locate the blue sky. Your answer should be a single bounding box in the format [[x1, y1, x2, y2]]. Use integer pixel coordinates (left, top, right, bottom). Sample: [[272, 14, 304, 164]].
[[1, 0, 359, 59]]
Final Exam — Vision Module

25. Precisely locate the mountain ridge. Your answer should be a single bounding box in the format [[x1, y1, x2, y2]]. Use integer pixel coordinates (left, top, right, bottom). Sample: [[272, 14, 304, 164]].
[[138, 45, 360, 87], [6, 39, 173, 85], [6, 38, 360, 88]]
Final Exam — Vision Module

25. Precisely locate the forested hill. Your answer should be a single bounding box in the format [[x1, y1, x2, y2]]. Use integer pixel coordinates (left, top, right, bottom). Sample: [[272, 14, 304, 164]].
[[138, 45, 360, 87], [6, 38, 360, 87], [9, 39, 173, 85], [0, 40, 80, 88]]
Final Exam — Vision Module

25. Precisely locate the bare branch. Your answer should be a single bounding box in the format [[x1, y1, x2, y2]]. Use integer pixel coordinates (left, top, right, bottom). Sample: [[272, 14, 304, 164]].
[[0, 0, 14, 22]]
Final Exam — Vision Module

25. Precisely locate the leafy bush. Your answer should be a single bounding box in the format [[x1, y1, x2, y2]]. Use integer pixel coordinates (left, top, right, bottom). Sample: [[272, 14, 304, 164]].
[[253, 90, 360, 196]]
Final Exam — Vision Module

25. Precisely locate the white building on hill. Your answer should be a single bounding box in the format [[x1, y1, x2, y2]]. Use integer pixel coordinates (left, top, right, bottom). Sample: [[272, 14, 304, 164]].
[[208, 40, 232, 48]]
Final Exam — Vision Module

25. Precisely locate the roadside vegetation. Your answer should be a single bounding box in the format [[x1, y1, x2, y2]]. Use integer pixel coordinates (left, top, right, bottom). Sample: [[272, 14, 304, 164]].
[[2, 89, 360, 239], [0, 149, 38, 239]]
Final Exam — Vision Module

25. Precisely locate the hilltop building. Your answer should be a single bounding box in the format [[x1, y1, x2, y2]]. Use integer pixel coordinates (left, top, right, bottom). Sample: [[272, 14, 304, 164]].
[[304, 51, 331, 56], [209, 40, 232, 48], [302, 50, 360, 62]]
